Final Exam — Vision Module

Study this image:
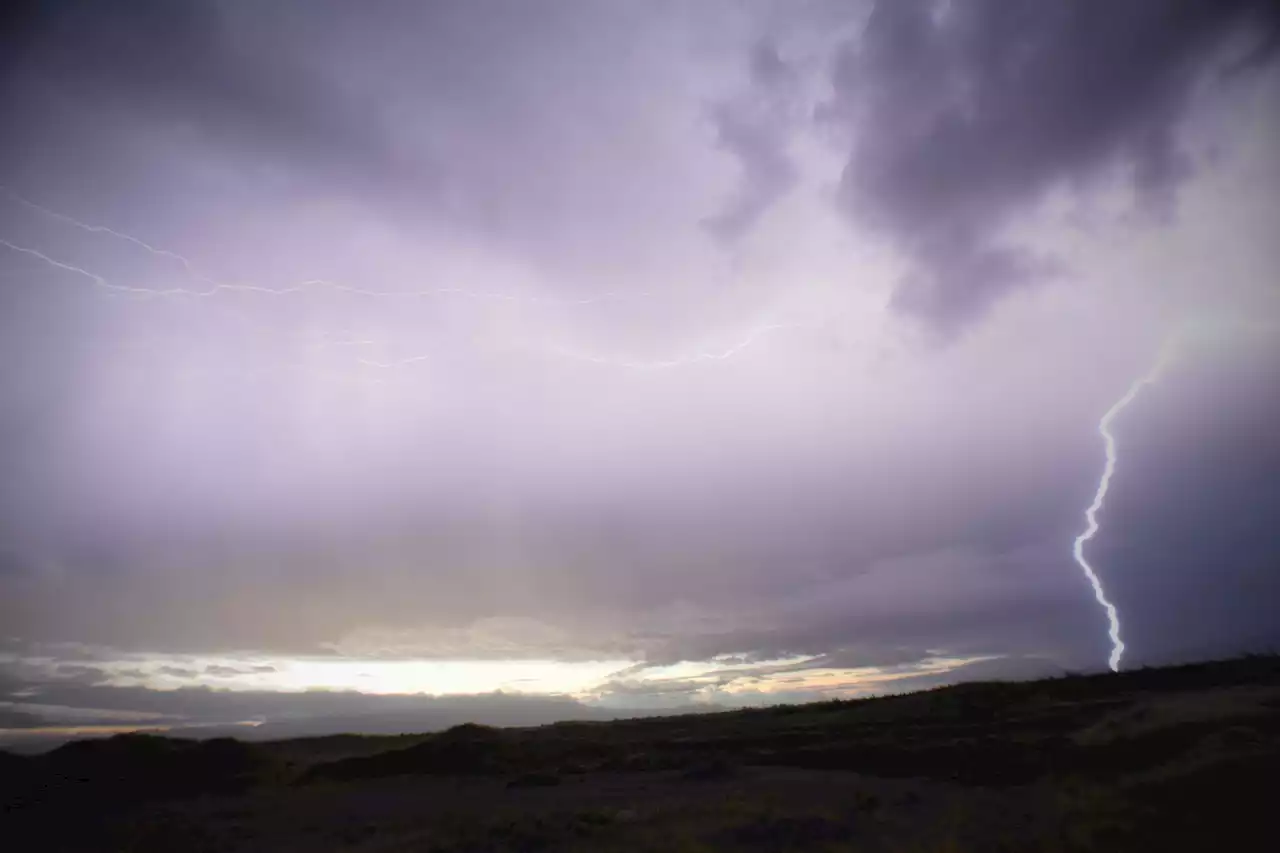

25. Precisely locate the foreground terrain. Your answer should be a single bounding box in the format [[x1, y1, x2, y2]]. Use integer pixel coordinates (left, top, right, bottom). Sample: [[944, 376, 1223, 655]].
[[3, 655, 1278, 851]]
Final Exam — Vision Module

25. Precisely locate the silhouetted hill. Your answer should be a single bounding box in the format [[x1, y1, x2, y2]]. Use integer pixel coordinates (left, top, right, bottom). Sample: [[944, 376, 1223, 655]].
[[3, 654, 1279, 851], [2, 734, 277, 849]]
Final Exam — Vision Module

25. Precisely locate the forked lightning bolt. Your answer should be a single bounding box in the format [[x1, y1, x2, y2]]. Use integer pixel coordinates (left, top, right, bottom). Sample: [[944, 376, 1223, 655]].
[[1073, 341, 1177, 673]]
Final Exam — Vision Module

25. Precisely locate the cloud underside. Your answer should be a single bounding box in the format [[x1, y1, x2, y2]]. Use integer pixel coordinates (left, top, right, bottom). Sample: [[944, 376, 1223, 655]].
[[831, 0, 1279, 334]]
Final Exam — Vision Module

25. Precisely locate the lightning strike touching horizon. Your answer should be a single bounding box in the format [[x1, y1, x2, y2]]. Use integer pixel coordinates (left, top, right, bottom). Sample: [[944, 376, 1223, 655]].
[[1073, 341, 1179, 673]]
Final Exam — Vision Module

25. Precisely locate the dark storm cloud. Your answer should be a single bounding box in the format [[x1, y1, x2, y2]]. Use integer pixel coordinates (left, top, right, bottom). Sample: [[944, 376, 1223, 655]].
[[703, 40, 799, 242], [0, 0, 752, 321], [829, 0, 1280, 334], [0, 0, 429, 217], [749, 39, 793, 88], [702, 102, 796, 242]]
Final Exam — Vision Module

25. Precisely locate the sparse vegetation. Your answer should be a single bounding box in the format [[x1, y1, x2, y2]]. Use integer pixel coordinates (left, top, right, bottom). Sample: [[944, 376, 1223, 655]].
[[2, 654, 1278, 851]]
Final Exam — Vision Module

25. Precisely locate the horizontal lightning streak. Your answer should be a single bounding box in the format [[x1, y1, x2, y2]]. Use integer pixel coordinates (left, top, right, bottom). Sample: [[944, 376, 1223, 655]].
[[538, 323, 800, 371], [3, 195, 869, 381], [355, 353, 433, 369], [5, 188, 217, 285], [344, 324, 805, 371], [0, 239, 122, 293], [3, 190, 650, 306], [2, 235, 815, 377]]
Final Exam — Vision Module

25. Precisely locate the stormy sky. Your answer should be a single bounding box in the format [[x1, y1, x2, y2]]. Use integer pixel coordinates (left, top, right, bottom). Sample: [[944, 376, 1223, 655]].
[[2, 0, 1279, 739]]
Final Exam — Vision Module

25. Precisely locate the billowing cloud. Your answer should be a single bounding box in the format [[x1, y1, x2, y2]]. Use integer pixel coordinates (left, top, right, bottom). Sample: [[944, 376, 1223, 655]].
[[702, 40, 799, 242], [826, 0, 1280, 334]]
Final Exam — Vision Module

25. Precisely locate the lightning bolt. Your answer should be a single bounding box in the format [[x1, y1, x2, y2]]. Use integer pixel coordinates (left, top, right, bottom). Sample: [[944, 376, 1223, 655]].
[[1, 234, 822, 381], [1073, 340, 1178, 673], [3, 190, 650, 305], [535, 323, 801, 371], [0, 238, 126, 294], [370, 309, 866, 373], [2, 229, 854, 376], [339, 323, 805, 372], [2, 193, 872, 383], [4, 187, 218, 286]]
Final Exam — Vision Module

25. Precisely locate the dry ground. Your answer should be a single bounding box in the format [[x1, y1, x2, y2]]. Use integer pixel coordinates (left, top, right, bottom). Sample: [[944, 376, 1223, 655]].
[[4, 656, 1278, 852]]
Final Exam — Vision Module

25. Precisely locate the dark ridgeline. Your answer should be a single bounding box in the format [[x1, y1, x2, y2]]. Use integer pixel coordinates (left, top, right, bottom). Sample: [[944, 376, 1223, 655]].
[[2, 654, 1278, 851]]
